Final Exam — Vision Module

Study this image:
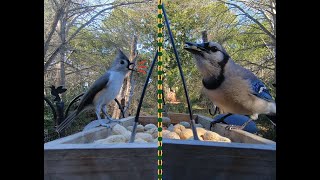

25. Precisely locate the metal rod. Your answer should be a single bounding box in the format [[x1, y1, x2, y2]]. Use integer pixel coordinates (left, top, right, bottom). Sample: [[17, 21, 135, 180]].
[[162, 4, 193, 121], [129, 121, 138, 143], [114, 98, 125, 118], [162, 87, 168, 117], [129, 50, 158, 143], [134, 50, 158, 123], [65, 93, 84, 117], [162, 88, 166, 106], [162, 4, 199, 140]]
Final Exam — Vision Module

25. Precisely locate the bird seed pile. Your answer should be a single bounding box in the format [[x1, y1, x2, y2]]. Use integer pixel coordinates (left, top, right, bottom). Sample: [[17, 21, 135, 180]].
[[93, 122, 231, 144]]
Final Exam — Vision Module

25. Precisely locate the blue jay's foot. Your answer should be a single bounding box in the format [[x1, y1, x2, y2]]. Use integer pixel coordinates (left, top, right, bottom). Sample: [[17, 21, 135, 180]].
[[225, 125, 244, 131], [210, 113, 232, 130], [209, 105, 220, 116], [225, 118, 253, 131]]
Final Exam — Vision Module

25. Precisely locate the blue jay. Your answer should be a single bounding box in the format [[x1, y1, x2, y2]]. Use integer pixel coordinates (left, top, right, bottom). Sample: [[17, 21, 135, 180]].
[[184, 41, 276, 130], [56, 49, 135, 133]]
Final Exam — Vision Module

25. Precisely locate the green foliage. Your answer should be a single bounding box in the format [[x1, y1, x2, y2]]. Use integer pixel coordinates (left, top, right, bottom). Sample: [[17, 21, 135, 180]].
[[256, 115, 276, 141], [44, 104, 55, 133]]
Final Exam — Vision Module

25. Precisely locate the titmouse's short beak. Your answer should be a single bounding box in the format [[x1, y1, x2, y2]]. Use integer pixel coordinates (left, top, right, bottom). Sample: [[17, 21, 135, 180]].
[[128, 62, 136, 71]]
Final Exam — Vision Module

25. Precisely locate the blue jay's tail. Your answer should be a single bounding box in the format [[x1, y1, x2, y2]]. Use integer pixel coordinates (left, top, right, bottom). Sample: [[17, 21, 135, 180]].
[[266, 115, 276, 126], [55, 111, 78, 133]]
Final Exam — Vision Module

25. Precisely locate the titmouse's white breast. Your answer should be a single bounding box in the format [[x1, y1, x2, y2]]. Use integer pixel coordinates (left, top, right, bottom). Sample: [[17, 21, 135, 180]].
[[93, 71, 126, 106]]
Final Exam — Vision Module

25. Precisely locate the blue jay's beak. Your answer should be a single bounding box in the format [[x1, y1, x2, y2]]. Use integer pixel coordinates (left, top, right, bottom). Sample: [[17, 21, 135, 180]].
[[184, 42, 209, 54]]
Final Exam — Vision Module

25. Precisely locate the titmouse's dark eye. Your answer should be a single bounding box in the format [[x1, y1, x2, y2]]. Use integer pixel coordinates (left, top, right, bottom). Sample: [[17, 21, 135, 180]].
[[210, 46, 218, 52], [120, 60, 124, 64]]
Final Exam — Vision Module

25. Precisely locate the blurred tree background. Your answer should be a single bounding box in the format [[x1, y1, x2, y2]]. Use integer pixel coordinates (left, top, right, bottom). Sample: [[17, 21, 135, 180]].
[[44, 0, 276, 141]]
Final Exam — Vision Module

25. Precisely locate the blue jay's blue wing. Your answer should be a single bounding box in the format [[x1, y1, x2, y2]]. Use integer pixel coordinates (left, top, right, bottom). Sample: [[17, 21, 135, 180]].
[[249, 79, 274, 102]]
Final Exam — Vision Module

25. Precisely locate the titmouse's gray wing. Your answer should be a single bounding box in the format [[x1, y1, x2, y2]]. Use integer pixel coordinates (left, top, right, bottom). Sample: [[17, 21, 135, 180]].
[[77, 72, 111, 112]]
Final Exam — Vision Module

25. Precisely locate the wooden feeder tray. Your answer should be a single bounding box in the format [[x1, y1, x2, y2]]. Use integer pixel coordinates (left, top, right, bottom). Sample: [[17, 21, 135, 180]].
[[44, 113, 275, 180]]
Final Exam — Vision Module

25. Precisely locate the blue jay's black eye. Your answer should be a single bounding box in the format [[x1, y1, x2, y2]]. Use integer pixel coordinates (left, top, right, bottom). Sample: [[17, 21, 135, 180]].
[[210, 46, 218, 52], [120, 60, 124, 64]]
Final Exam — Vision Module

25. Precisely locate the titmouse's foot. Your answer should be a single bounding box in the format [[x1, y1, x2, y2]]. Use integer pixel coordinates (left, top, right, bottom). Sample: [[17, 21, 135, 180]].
[[99, 119, 111, 128], [106, 117, 120, 124], [83, 119, 111, 131]]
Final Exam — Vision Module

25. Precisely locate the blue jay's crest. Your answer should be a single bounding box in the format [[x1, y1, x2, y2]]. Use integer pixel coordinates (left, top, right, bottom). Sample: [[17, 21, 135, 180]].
[[250, 79, 274, 102]]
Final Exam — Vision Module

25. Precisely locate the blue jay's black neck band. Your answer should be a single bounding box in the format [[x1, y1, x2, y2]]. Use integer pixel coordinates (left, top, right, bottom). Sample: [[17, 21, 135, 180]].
[[202, 52, 229, 90], [202, 73, 225, 89], [218, 51, 230, 67]]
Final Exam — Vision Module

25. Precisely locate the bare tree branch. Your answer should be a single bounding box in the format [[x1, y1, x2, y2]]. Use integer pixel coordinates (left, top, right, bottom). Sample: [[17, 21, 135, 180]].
[[239, 59, 275, 71], [51, 0, 60, 10], [230, 44, 270, 56], [66, 65, 100, 75], [44, 0, 70, 57], [67, 7, 112, 40], [68, 2, 115, 12], [44, 0, 148, 72], [217, 0, 276, 41]]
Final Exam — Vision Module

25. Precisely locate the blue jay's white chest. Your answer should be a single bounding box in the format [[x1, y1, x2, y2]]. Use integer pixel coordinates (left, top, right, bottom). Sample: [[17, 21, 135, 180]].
[[203, 88, 228, 111], [202, 75, 275, 116]]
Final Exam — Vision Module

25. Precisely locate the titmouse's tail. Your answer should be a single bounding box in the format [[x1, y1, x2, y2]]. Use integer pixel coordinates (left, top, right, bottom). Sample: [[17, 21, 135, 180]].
[[56, 111, 78, 133]]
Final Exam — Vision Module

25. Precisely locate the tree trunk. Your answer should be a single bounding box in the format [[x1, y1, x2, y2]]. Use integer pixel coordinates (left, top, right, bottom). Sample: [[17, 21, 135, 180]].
[[54, 59, 66, 88], [112, 35, 138, 118], [55, 16, 67, 99], [125, 35, 138, 117]]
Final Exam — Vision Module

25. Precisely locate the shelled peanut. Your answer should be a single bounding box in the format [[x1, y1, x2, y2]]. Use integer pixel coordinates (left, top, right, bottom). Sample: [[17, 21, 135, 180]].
[[163, 121, 231, 143], [93, 122, 231, 144]]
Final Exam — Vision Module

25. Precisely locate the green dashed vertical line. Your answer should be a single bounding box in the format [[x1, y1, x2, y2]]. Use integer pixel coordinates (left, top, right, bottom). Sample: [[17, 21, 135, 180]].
[[157, 1, 163, 180]]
